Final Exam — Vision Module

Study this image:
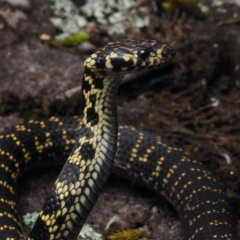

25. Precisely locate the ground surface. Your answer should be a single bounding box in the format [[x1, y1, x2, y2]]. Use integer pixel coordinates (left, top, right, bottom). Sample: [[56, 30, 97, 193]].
[[0, 0, 240, 239]]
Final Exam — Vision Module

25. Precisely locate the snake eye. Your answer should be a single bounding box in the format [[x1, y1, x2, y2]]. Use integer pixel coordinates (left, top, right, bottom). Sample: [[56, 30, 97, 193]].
[[138, 49, 150, 60]]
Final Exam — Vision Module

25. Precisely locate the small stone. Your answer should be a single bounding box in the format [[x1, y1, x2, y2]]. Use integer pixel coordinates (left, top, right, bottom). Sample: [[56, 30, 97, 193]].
[[39, 34, 52, 41], [78, 41, 96, 53], [151, 206, 158, 214]]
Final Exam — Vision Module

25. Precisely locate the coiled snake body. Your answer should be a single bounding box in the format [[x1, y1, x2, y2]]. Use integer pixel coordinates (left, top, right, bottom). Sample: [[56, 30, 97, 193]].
[[0, 40, 237, 240]]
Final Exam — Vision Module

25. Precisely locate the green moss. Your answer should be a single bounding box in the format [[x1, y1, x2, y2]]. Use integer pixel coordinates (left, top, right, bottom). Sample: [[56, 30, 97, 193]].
[[79, 224, 103, 240], [22, 212, 39, 228], [56, 33, 89, 46], [41, 100, 50, 116], [185, 142, 200, 154], [208, 123, 215, 130], [161, 0, 203, 17], [139, 121, 146, 129], [200, 78, 207, 87], [217, 163, 234, 174]]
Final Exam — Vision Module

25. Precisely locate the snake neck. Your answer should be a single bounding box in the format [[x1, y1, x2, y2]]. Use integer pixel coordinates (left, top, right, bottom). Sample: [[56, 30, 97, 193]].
[[80, 70, 121, 160], [29, 70, 122, 240], [78, 69, 121, 172], [81, 70, 120, 131]]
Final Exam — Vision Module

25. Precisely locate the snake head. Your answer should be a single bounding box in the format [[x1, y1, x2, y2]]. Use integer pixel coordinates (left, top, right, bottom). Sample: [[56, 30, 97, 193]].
[[84, 39, 175, 73]]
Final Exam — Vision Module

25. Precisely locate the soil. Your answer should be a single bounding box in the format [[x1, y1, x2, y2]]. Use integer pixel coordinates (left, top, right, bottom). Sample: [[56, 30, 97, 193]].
[[0, 0, 240, 239]]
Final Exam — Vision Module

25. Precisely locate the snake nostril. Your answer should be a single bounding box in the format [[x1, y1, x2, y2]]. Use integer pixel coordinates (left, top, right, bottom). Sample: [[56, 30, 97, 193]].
[[162, 46, 175, 58]]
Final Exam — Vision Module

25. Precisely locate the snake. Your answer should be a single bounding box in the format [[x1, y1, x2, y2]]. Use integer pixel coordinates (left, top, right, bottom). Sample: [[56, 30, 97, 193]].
[[0, 39, 238, 240]]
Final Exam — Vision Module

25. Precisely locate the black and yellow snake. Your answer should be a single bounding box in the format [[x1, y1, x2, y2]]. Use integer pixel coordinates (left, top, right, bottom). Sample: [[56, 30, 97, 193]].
[[0, 39, 237, 240]]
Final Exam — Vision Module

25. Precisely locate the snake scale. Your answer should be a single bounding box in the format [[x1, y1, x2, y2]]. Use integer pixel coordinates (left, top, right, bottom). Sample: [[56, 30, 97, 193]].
[[0, 40, 237, 240]]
